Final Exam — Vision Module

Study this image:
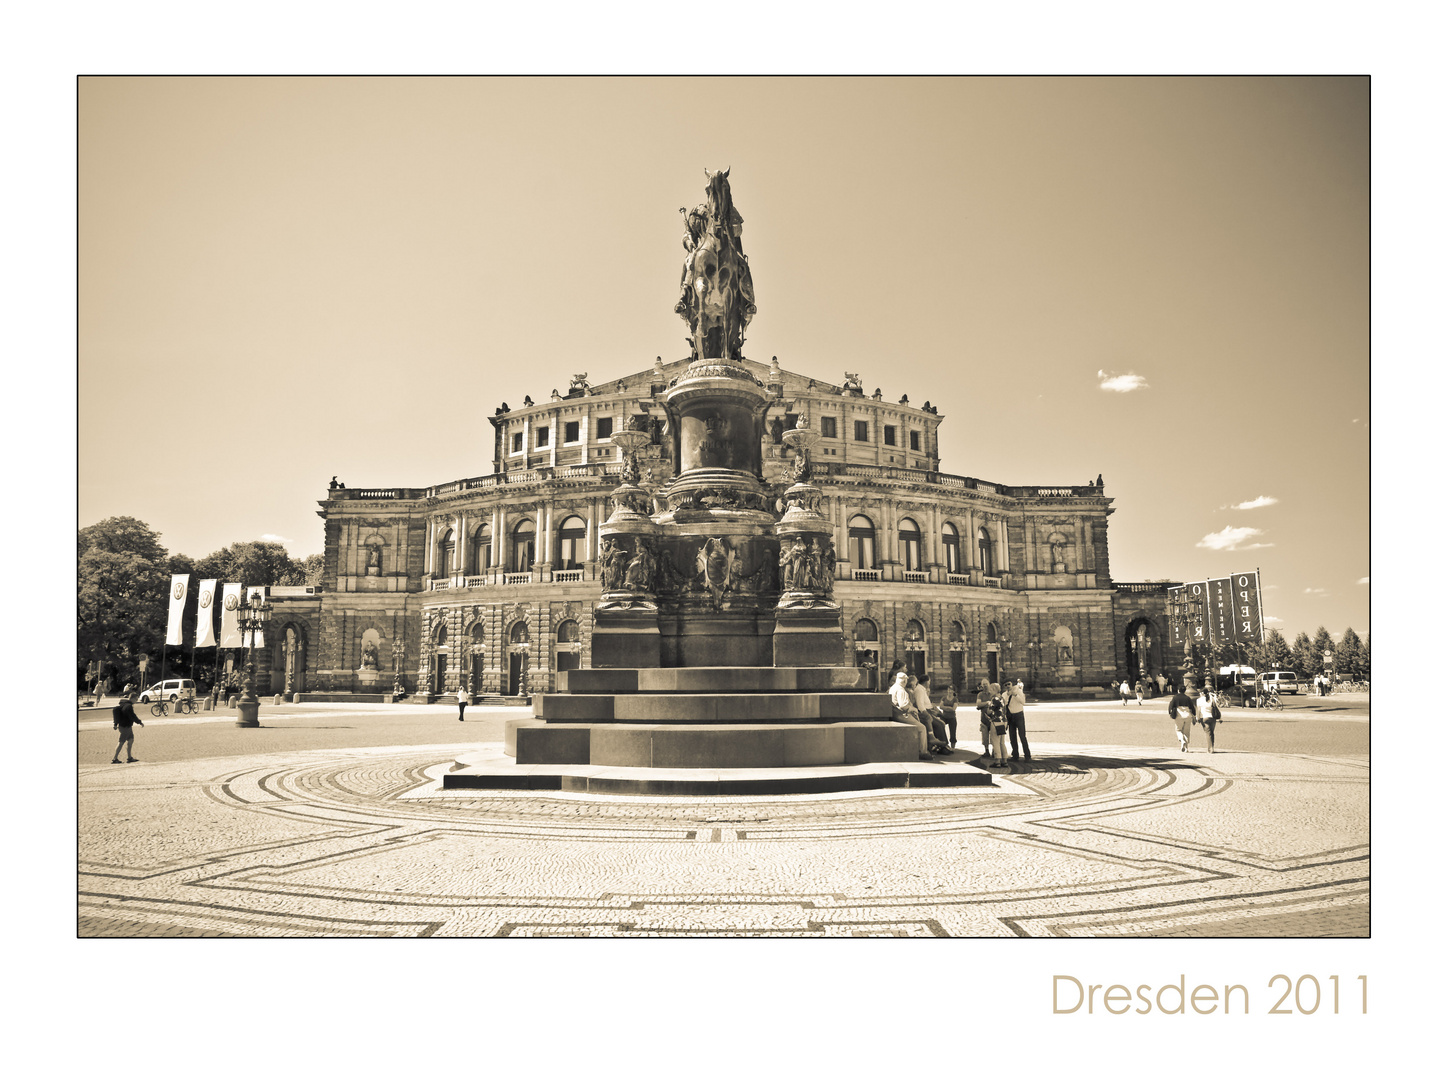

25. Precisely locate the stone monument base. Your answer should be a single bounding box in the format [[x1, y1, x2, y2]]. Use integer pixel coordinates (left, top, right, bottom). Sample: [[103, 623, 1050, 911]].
[[590, 608, 662, 668], [772, 606, 845, 667]]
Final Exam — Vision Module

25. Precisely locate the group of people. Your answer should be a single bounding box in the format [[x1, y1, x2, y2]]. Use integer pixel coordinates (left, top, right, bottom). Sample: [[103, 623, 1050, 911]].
[[1165, 678, 1220, 753], [886, 665, 1030, 768]]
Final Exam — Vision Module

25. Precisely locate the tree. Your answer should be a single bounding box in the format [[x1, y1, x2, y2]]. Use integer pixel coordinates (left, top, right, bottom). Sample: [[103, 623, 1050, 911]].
[[1337, 627, 1365, 676], [1260, 628, 1292, 670], [78, 520, 171, 686], [1363, 634, 1370, 678], [1311, 626, 1335, 677], [1290, 631, 1318, 677], [193, 540, 308, 588], [298, 553, 324, 586]]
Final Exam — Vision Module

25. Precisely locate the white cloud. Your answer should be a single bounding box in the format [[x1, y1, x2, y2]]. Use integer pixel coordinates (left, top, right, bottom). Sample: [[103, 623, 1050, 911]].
[[1304, 587, 1327, 595], [1097, 369, 1148, 393], [1229, 495, 1278, 510], [1196, 525, 1272, 551], [1357, 576, 1369, 585], [1265, 615, 1284, 625], [261, 533, 294, 545]]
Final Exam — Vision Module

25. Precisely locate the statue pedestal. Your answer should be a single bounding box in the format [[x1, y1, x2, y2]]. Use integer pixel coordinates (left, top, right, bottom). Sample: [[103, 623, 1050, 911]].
[[772, 605, 845, 668], [357, 670, 380, 689], [591, 608, 662, 669]]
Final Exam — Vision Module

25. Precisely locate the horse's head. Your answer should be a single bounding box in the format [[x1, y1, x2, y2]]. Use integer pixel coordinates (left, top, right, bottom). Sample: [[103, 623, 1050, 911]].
[[703, 167, 732, 219]]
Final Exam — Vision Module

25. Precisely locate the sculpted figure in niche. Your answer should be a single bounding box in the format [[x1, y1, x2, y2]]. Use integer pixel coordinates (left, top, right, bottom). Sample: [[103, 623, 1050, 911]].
[[366, 545, 382, 576], [809, 537, 835, 596], [361, 641, 379, 671], [1048, 533, 1068, 574], [697, 537, 736, 608], [600, 538, 629, 592], [623, 539, 657, 592], [779, 537, 808, 591]]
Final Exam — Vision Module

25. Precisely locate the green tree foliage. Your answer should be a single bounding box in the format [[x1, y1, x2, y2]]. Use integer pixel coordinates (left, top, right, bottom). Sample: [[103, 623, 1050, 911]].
[[193, 541, 307, 587]]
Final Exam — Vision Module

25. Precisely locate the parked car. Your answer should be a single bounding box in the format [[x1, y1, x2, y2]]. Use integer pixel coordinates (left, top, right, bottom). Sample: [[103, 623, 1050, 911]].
[[1262, 671, 1299, 695], [138, 678, 196, 703]]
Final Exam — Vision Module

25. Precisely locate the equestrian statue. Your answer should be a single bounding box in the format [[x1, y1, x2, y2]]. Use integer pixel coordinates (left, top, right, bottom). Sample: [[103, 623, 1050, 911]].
[[675, 168, 757, 361]]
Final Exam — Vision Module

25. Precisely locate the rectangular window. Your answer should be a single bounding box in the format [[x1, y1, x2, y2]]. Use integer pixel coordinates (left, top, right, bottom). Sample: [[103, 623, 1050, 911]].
[[596, 416, 613, 440], [564, 420, 580, 443], [854, 420, 869, 442], [820, 416, 837, 439], [536, 427, 550, 448], [511, 432, 523, 454], [883, 425, 896, 446], [909, 430, 920, 451]]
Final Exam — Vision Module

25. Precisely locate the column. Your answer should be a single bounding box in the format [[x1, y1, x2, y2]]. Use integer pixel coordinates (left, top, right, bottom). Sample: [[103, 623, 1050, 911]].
[[491, 506, 503, 567], [998, 519, 1009, 575], [455, 513, 467, 575], [1074, 515, 1085, 573], [965, 509, 977, 569], [424, 518, 436, 577], [543, 503, 554, 564], [535, 503, 545, 568]]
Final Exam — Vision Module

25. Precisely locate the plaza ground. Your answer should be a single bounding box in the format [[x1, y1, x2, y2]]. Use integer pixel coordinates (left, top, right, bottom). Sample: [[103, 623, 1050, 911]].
[[78, 694, 1368, 937]]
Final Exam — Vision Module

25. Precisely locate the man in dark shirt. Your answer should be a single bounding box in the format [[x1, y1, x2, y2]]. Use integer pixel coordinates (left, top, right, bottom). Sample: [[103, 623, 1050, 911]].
[[1167, 680, 1218, 753], [112, 695, 144, 763]]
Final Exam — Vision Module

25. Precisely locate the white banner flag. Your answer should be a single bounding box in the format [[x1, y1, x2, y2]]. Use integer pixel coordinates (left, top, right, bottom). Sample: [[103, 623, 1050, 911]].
[[195, 579, 218, 648], [166, 574, 189, 646], [220, 583, 244, 648], [245, 586, 268, 649]]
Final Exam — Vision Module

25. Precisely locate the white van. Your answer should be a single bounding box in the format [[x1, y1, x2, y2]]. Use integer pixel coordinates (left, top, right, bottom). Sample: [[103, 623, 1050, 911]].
[[1262, 671, 1299, 695], [138, 679, 196, 703]]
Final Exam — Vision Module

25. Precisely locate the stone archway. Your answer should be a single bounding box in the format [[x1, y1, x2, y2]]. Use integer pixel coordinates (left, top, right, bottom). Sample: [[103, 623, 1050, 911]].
[[1124, 616, 1162, 686]]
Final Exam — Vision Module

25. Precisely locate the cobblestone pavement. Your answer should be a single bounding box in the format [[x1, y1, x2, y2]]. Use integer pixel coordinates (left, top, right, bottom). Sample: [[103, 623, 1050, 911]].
[[78, 737, 1367, 938]]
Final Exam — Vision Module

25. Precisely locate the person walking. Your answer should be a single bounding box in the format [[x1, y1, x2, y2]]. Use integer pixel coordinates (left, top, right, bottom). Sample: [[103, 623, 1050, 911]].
[[1003, 679, 1031, 761], [1133, 678, 1145, 705], [111, 694, 143, 763], [1119, 678, 1132, 706], [1156, 672, 1167, 695], [1166, 681, 1197, 752], [456, 684, 469, 721]]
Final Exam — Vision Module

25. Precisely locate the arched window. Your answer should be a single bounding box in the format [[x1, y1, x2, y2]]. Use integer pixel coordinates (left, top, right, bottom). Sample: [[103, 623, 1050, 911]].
[[436, 528, 454, 577], [1053, 624, 1074, 663], [848, 515, 877, 570], [509, 621, 530, 645], [985, 621, 998, 644], [471, 527, 492, 574], [852, 618, 880, 669], [434, 623, 448, 646], [898, 517, 921, 572], [469, 623, 484, 646], [942, 522, 961, 574], [557, 515, 587, 570], [903, 619, 927, 680], [977, 526, 994, 577], [555, 619, 581, 672], [512, 520, 536, 572]]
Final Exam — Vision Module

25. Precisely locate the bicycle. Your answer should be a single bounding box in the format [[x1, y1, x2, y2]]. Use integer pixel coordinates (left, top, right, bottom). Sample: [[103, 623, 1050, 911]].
[[174, 696, 200, 715], [1260, 690, 1283, 711], [150, 699, 169, 717]]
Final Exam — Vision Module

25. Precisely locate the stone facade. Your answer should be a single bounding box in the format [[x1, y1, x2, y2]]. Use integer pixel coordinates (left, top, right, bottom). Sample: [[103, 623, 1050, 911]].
[[266, 359, 1180, 697]]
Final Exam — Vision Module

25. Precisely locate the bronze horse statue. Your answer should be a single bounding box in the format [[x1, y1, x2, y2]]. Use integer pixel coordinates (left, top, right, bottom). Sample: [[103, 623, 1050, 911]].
[[675, 168, 757, 361]]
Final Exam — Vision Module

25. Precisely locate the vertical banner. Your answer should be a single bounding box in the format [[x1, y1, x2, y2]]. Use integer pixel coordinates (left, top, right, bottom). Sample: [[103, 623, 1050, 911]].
[[1186, 581, 1207, 645], [166, 574, 189, 646], [195, 580, 218, 648], [1230, 570, 1264, 644], [1207, 577, 1234, 647], [245, 586, 268, 648], [220, 583, 244, 648]]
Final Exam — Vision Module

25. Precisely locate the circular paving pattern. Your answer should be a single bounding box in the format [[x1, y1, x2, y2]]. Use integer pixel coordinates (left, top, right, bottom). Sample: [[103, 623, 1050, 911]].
[[79, 742, 1368, 937]]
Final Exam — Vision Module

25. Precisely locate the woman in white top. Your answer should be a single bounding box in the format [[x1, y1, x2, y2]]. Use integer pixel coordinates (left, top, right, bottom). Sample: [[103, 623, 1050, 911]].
[[457, 685, 469, 722]]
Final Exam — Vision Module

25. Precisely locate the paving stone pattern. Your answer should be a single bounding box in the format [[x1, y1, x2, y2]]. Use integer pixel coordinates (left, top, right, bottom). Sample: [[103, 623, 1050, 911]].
[[78, 741, 1367, 938]]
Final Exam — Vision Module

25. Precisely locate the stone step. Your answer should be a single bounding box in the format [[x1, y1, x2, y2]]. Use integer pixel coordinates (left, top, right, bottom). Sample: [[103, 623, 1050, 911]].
[[502, 718, 926, 769], [534, 691, 892, 723], [559, 666, 875, 695]]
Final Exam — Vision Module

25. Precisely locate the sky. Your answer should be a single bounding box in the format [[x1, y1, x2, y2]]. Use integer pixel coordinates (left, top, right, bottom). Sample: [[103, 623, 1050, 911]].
[[78, 76, 1369, 640]]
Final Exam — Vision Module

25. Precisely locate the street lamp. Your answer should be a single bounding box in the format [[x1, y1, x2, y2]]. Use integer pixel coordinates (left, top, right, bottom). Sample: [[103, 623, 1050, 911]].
[[235, 591, 272, 727]]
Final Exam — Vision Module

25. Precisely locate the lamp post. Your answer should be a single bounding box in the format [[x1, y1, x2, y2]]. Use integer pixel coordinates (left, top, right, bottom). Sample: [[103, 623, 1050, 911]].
[[1027, 638, 1040, 690], [234, 591, 272, 727]]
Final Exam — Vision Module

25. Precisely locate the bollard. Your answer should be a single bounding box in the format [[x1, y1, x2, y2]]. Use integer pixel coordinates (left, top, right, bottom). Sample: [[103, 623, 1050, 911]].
[[273, 694, 283, 705], [227, 695, 239, 708], [292, 693, 302, 704]]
